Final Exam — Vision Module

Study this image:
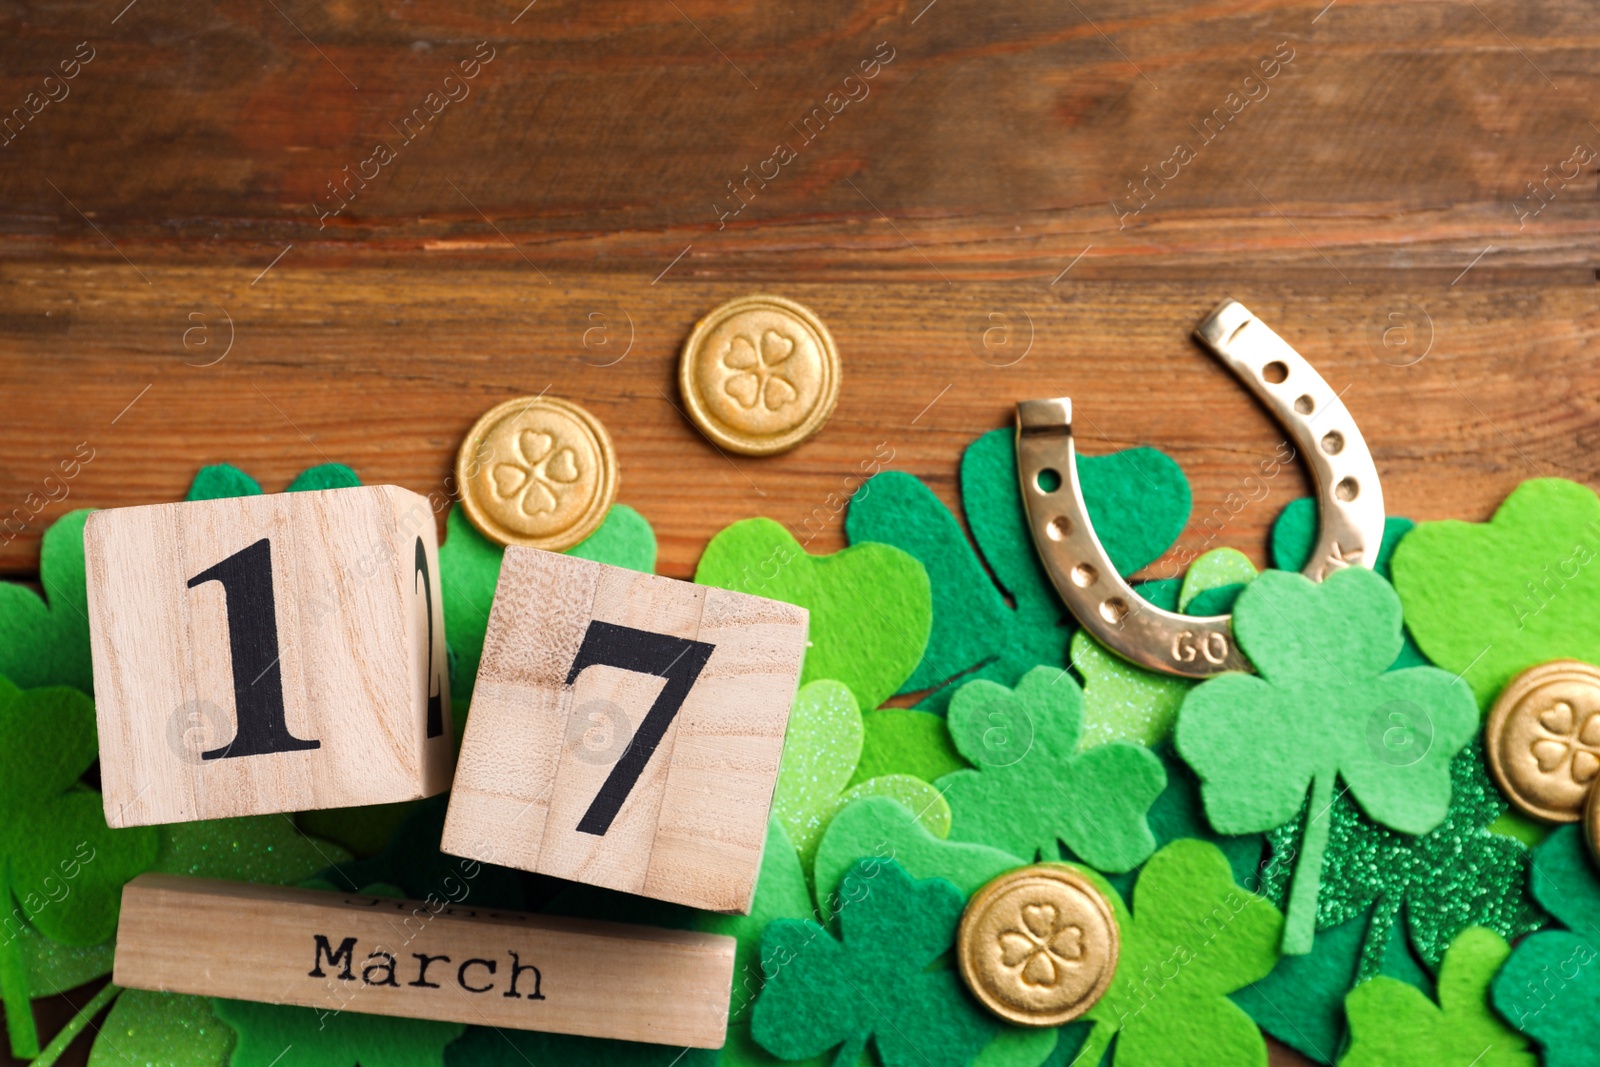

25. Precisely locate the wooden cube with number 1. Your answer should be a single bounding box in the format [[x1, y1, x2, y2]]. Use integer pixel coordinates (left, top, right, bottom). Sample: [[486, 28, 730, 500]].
[[85, 485, 453, 827], [441, 547, 807, 914]]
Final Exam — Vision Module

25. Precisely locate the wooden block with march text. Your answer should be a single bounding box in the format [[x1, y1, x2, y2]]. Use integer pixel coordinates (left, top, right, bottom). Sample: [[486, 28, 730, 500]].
[[114, 873, 735, 1048], [85, 485, 453, 826], [441, 547, 807, 913]]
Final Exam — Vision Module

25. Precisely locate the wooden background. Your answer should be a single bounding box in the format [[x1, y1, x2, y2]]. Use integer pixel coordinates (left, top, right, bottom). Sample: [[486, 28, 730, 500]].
[[2, 0, 1598, 1061]]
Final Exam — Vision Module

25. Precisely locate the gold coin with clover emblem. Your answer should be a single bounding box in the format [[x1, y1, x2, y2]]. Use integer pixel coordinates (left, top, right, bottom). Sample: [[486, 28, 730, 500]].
[[679, 294, 840, 455], [957, 864, 1119, 1027], [1487, 659, 1600, 823], [457, 395, 618, 551]]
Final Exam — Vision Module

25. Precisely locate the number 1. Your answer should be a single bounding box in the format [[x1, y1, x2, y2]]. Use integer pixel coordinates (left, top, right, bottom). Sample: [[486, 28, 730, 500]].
[[565, 620, 715, 836], [187, 538, 320, 759]]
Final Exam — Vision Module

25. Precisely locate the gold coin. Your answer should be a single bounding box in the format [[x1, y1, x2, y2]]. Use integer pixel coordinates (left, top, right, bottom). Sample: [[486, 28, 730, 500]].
[[678, 294, 840, 456], [957, 864, 1119, 1027], [456, 396, 617, 551], [1486, 659, 1600, 823]]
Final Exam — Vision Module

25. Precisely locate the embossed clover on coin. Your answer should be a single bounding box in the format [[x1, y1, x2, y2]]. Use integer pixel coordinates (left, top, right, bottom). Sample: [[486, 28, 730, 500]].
[[723, 328, 798, 411], [1529, 697, 1600, 785], [492, 429, 582, 517], [1000, 902, 1084, 988]]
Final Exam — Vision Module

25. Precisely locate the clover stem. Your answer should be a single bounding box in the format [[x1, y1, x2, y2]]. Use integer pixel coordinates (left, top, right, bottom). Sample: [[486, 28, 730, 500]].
[[0, 862, 42, 1058], [1282, 772, 1335, 956], [30, 983, 120, 1067]]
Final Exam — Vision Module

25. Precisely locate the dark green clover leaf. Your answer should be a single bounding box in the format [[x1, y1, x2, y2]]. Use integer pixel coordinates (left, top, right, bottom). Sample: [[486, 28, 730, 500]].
[[751, 858, 995, 1067], [936, 666, 1165, 872], [1490, 825, 1600, 1067], [1176, 567, 1479, 956], [1256, 742, 1545, 983], [0, 677, 158, 1057], [1075, 839, 1283, 1067], [845, 429, 1189, 712]]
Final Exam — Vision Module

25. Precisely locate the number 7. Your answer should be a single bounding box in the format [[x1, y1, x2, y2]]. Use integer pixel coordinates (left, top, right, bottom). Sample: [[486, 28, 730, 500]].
[[565, 620, 715, 836]]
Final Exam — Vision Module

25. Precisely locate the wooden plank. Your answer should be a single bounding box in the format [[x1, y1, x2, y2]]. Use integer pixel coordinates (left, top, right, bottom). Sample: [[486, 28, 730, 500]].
[[113, 873, 736, 1048], [442, 547, 806, 913], [84, 485, 454, 825], [0, 2, 1594, 273]]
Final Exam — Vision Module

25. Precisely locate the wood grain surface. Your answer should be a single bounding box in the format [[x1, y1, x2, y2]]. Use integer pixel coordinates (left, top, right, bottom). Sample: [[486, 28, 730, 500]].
[[2, 0, 1598, 1062]]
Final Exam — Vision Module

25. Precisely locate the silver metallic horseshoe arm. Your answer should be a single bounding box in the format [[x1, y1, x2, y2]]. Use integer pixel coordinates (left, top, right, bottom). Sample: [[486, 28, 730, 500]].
[[1016, 299, 1386, 678]]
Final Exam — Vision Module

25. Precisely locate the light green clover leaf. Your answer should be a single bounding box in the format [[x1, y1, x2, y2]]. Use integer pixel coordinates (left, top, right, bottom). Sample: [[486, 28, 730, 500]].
[[1175, 567, 1478, 955]]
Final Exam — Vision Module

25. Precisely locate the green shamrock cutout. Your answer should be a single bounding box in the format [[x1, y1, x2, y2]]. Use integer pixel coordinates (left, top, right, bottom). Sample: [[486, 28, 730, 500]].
[[751, 857, 997, 1067], [1490, 825, 1600, 1066], [0, 677, 159, 1057], [1075, 839, 1283, 1067], [1274, 497, 1427, 670], [849, 707, 965, 784], [845, 431, 1190, 711], [772, 680, 950, 870], [696, 517, 932, 711], [813, 796, 1021, 923], [1256, 742, 1545, 983], [1391, 478, 1600, 709], [1075, 555, 1258, 750], [0, 510, 92, 695], [439, 501, 656, 705], [1340, 927, 1533, 1067], [937, 666, 1164, 872], [89, 989, 237, 1067], [1175, 566, 1479, 956], [215, 975, 464, 1067]]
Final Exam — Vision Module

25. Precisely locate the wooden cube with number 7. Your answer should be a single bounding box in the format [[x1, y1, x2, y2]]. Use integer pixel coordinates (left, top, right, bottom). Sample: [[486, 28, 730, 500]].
[[442, 547, 807, 914], [85, 485, 453, 827]]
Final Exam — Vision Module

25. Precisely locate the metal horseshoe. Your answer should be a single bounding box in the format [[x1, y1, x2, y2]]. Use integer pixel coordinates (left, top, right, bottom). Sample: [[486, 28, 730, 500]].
[[1016, 298, 1386, 678]]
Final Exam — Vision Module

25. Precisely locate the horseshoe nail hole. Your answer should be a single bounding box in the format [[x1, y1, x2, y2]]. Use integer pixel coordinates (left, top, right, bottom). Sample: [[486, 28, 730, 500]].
[[1071, 562, 1098, 588], [1335, 476, 1359, 502], [1046, 516, 1073, 541], [1262, 361, 1289, 384], [1294, 394, 1315, 415], [1036, 468, 1062, 493], [1321, 430, 1345, 456], [1099, 597, 1129, 625]]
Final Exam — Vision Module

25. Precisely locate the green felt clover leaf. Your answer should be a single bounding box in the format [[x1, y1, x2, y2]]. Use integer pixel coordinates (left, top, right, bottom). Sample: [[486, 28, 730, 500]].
[[813, 796, 1022, 923], [772, 680, 950, 871], [1256, 742, 1545, 984], [213, 992, 465, 1067], [845, 431, 1190, 712], [91, 989, 237, 1067], [1489, 825, 1600, 1066], [1076, 839, 1283, 1067], [439, 502, 656, 705], [1274, 497, 1427, 670], [751, 857, 997, 1067], [937, 667, 1165, 872], [445, 1026, 717, 1067], [1390, 479, 1600, 709], [1340, 927, 1533, 1067], [1176, 566, 1478, 956], [696, 517, 932, 711], [0, 677, 159, 1058], [0, 510, 92, 695], [849, 707, 965, 785]]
